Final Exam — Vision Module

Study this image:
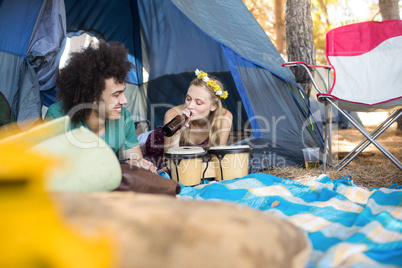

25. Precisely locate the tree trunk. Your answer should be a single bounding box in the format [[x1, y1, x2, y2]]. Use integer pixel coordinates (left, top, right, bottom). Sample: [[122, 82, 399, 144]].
[[379, 0, 402, 130], [379, 0, 401, 20], [285, 0, 316, 97], [274, 0, 286, 54]]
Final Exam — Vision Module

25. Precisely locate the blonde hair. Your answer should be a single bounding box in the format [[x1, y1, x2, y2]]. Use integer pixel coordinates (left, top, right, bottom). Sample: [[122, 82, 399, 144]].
[[180, 77, 226, 148]]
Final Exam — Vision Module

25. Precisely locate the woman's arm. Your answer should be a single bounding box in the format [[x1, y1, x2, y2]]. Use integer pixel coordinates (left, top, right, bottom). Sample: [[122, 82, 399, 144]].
[[218, 109, 233, 145]]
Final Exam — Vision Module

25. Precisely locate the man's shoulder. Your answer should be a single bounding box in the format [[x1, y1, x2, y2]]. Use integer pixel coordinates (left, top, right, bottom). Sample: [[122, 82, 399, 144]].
[[45, 102, 66, 120]]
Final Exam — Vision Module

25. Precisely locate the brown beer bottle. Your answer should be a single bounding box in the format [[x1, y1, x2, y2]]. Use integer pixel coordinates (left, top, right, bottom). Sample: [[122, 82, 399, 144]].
[[162, 113, 190, 137]]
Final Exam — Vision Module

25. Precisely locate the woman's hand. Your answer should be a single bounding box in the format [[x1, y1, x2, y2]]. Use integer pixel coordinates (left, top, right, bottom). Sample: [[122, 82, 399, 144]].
[[181, 108, 193, 127], [163, 105, 192, 152]]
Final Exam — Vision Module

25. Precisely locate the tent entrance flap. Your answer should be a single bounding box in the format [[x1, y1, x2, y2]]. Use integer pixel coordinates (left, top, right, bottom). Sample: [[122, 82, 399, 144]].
[[222, 46, 260, 138]]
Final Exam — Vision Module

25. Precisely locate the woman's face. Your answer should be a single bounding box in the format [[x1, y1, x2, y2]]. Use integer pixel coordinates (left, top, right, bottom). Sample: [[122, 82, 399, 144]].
[[184, 85, 217, 121]]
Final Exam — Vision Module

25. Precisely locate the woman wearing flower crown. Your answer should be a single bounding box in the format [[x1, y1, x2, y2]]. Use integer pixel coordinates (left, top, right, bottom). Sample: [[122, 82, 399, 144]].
[[144, 69, 233, 169]]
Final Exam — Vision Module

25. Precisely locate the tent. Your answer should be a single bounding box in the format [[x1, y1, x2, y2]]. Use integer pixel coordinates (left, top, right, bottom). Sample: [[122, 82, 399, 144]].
[[0, 0, 66, 127], [0, 0, 323, 167]]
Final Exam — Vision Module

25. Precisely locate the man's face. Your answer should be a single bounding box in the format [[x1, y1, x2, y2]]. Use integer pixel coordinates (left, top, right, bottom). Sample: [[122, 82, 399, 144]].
[[96, 77, 127, 121]]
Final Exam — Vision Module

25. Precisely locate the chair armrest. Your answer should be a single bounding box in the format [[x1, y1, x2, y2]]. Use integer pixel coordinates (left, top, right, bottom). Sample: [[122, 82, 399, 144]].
[[282, 61, 333, 94], [282, 61, 333, 70]]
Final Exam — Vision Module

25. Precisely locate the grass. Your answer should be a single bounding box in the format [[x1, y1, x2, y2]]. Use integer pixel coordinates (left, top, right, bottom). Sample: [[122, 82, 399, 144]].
[[265, 125, 402, 189]]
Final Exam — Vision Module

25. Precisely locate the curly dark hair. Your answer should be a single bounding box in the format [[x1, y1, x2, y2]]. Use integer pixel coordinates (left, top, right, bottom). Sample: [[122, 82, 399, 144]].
[[57, 40, 134, 125]]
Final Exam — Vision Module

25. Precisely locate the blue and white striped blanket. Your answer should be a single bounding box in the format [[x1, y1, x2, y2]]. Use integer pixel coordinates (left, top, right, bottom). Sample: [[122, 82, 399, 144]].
[[179, 174, 402, 267]]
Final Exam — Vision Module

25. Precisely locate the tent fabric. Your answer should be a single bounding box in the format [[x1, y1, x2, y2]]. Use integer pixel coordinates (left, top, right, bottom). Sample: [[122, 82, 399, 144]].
[[0, 0, 66, 125], [0, 0, 323, 166], [171, 0, 297, 84], [65, 0, 143, 85], [0, 92, 15, 126], [0, 0, 44, 57], [0, 52, 41, 127], [28, 0, 66, 93], [138, 0, 230, 80], [0, 0, 43, 126]]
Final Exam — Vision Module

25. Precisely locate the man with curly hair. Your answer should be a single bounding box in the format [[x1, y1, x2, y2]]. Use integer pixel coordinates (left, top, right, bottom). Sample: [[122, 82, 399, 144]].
[[45, 40, 156, 173]]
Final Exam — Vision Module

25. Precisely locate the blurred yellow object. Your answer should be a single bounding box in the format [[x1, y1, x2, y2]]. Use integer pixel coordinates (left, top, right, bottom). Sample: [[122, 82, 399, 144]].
[[0, 116, 122, 192], [0, 116, 69, 148], [0, 123, 114, 267]]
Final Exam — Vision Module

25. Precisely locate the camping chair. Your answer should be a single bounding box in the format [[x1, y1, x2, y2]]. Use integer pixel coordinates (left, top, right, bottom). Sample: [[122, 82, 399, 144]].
[[283, 20, 402, 171]]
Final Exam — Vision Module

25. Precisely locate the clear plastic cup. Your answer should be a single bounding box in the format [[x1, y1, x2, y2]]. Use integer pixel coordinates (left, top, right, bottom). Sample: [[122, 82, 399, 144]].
[[302, 147, 320, 169]]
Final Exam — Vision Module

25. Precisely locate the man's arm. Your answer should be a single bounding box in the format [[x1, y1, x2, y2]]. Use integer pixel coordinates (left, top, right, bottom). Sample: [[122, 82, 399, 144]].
[[122, 145, 157, 173], [120, 108, 157, 173]]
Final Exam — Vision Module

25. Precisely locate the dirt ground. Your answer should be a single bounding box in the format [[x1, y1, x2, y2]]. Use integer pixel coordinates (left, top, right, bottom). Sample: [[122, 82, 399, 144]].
[[267, 124, 402, 189]]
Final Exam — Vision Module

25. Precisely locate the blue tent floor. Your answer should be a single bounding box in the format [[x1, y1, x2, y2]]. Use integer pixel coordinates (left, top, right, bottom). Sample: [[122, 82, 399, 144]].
[[178, 174, 402, 267]]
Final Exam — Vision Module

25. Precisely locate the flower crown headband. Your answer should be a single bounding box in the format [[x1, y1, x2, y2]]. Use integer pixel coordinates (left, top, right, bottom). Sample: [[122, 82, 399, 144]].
[[195, 69, 228, 99]]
